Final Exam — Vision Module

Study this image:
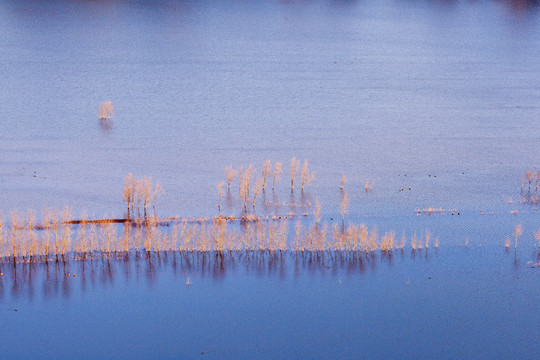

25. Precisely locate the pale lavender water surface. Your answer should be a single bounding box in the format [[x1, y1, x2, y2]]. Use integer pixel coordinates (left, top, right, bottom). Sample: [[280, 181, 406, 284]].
[[1, 0, 540, 218]]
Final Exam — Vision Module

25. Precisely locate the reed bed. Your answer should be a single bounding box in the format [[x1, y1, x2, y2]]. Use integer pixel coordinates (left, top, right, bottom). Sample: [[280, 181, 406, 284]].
[[4, 161, 537, 266], [0, 209, 439, 264]]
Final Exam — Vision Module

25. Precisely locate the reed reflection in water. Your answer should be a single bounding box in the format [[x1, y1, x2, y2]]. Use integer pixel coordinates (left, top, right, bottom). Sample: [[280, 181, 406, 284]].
[[0, 249, 435, 301]]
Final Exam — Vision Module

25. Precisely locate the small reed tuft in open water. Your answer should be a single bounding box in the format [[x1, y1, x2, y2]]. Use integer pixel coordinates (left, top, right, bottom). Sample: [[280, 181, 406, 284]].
[[98, 101, 114, 120]]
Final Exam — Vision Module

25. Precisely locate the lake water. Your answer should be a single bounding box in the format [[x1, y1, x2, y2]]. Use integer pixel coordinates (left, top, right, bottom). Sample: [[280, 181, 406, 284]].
[[0, 0, 539, 358], [0, 245, 538, 359], [2, 0, 540, 218]]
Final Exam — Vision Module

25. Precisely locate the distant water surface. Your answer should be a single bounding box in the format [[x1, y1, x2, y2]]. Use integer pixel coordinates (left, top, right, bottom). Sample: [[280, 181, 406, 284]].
[[1, 1, 540, 358], [1, 0, 540, 219]]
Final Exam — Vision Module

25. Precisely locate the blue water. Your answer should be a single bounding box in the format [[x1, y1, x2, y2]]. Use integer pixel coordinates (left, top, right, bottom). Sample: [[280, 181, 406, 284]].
[[0, 246, 538, 359]]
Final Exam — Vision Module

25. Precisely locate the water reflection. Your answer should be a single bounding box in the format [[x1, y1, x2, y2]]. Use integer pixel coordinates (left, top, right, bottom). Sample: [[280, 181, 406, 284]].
[[225, 190, 234, 210], [98, 118, 113, 133], [0, 249, 435, 301]]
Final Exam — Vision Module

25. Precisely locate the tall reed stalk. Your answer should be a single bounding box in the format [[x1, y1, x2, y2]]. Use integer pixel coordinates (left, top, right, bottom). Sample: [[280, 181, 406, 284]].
[[225, 166, 237, 191], [272, 162, 282, 191], [300, 159, 315, 191], [123, 175, 163, 219], [514, 224, 523, 251], [261, 160, 271, 191], [340, 173, 346, 190]]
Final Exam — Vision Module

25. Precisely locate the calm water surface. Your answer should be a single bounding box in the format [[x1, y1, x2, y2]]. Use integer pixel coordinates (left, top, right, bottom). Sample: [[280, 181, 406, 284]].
[[0, 245, 538, 359], [0, 0, 539, 358], [1, 0, 540, 217]]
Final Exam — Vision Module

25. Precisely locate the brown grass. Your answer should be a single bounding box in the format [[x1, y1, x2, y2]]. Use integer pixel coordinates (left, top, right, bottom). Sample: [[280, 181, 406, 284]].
[[239, 165, 255, 212], [225, 166, 238, 191], [272, 162, 282, 191], [0, 210, 437, 263], [300, 159, 315, 191], [1, 159, 447, 263], [365, 180, 374, 192], [534, 229, 540, 250], [123, 174, 163, 219], [261, 160, 271, 191], [340, 173, 346, 190], [514, 224, 523, 251], [98, 101, 114, 120]]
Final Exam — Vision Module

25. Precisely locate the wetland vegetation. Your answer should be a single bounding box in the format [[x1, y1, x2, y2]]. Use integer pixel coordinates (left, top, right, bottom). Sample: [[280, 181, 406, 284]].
[[2, 159, 539, 268]]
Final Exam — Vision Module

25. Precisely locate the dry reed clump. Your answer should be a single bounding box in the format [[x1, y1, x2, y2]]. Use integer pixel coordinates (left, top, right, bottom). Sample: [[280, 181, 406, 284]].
[[225, 166, 237, 191], [300, 160, 315, 192], [272, 162, 282, 191], [252, 178, 264, 213], [221, 159, 313, 216], [520, 169, 540, 204], [523, 169, 536, 192], [238, 165, 255, 212], [534, 229, 540, 250], [261, 160, 271, 191], [0, 207, 438, 263], [98, 101, 114, 120], [365, 180, 374, 192], [330, 223, 379, 253], [123, 174, 163, 219], [380, 231, 395, 252], [410, 233, 418, 251], [222, 161, 289, 215]]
